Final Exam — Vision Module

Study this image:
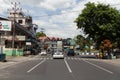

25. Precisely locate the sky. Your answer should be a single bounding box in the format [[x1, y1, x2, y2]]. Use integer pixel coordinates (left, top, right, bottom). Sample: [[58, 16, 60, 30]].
[[0, 0, 120, 39]]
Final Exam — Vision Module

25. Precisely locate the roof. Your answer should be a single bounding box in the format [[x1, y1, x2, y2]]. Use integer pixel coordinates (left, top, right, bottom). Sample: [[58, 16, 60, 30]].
[[39, 36, 62, 41], [0, 17, 9, 20]]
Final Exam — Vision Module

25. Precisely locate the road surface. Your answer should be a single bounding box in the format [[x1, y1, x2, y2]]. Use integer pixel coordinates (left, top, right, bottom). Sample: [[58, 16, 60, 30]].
[[0, 55, 120, 80]]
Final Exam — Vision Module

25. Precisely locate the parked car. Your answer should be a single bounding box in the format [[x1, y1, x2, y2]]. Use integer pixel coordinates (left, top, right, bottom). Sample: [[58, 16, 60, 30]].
[[40, 50, 47, 56], [23, 48, 31, 56], [114, 49, 120, 58], [31, 49, 38, 55], [67, 49, 75, 56], [53, 50, 64, 59]]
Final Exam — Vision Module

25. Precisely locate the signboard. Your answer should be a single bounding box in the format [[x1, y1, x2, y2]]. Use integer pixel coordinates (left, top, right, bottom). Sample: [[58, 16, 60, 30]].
[[70, 46, 74, 49], [0, 20, 12, 31], [26, 42, 31, 45], [3, 36, 25, 41], [16, 36, 26, 41]]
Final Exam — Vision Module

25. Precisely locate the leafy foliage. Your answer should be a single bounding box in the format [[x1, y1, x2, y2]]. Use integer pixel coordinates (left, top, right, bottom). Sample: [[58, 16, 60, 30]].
[[76, 35, 89, 50], [36, 32, 46, 38], [75, 2, 120, 48]]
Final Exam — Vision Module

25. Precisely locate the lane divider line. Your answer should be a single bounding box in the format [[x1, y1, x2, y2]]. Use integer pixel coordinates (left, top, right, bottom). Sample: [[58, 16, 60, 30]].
[[27, 59, 46, 73], [64, 59, 72, 73], [83, 59, 114, 74]]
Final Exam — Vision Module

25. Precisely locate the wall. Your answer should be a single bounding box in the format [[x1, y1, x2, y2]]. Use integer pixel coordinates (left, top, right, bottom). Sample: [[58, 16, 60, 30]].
[[3, 46, 23, 56]]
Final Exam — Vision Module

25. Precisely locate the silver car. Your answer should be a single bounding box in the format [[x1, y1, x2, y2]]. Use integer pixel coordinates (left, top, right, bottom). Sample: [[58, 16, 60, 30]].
[[53, 50, 64, 59]]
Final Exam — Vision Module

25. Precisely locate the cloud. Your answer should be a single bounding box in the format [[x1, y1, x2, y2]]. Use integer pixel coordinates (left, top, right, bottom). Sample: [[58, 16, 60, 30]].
[[1, 0, 120, 38], [0, 0, 11, 15], [6, 0, 44, 5], [39, 0, 76, 11]]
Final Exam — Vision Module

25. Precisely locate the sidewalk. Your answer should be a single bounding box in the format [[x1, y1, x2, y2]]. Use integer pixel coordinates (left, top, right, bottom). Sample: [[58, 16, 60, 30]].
[[0, 56, 31, 69], [6, 56, 30, 61]]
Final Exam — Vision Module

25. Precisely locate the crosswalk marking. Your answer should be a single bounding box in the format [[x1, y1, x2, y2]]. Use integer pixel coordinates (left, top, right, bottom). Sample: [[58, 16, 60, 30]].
[[30, 57, 95, 61], [31, 57, 83, 60], [68, 57, 70, 60]]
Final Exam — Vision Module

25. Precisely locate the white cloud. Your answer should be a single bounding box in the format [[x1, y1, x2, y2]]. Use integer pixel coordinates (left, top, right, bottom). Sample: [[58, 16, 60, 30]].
[[39, 0, 76, 11], [1, 0, 120, 38], [0, 0, 11, 14], [7, 0, 44, 5]]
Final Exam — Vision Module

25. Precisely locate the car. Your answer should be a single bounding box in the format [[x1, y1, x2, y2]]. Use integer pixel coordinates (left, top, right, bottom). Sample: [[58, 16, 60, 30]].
[[40, 50, 47, 56], [102, 52, 108, 59], [67, 49, 75, 56], [31, 49, 38, 55], [53, 50, 64, 59], [23, 48, 31, 56]]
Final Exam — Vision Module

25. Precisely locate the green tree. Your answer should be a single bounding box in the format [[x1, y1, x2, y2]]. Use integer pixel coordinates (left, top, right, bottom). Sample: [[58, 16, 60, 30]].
[[76, 35, 89, 51], [75, 2, 120, 49], [36, 32, 46, 38]]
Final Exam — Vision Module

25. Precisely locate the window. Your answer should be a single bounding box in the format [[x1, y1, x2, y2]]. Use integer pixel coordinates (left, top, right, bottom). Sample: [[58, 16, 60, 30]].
[[18, 20, 23, 24], [5, 40, 12, 48], [5, 40, 20, 48]]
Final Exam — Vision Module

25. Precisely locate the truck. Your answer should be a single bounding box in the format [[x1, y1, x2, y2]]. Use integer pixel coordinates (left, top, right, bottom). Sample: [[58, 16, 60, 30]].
[[67, 46, 75, 56], [57, 41, 63, 51]]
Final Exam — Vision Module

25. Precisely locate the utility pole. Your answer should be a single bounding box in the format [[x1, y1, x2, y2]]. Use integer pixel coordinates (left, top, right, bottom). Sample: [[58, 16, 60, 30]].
[[9, 2, 21, 56]]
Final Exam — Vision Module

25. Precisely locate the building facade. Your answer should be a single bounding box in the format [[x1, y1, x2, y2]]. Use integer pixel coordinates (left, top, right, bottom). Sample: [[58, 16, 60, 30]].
[[0, 10, 38, 56], [39, 36, 62, 54]]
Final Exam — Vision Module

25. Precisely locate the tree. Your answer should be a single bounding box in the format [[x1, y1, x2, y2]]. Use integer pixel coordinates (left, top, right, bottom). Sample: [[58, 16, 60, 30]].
[[76, 35, 89, 51], [75, 2, 120, 49], [36, 32, 46, 38]]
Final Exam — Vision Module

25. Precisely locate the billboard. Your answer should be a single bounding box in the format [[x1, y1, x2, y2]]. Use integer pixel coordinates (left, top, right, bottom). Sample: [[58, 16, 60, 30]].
[[26, 42, 31, 45], [0, 20, 12, 31], [3, 36, 25, 41]]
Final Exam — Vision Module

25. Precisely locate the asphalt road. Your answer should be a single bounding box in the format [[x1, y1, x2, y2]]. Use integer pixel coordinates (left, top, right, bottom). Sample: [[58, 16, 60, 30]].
[[0, 55, 120, 80]]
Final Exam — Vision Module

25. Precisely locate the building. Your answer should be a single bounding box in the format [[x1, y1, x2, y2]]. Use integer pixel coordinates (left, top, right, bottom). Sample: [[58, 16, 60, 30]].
[[0, 10, 38, 56], [39, 36, 62, 53]]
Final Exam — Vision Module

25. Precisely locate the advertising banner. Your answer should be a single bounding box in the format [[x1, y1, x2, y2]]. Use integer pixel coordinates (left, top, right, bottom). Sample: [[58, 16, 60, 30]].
[[3, 36, 25, 41], [26, 42, 31, 45], [0, 20, 12, 31]]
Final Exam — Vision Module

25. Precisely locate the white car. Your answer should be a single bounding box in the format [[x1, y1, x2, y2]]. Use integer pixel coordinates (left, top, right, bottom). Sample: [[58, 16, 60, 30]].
[[53, 50, 64, 59], [40, 50, 47, 56]]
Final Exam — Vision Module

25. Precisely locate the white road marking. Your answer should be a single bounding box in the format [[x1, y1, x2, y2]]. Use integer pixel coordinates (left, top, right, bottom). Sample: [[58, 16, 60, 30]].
[[64, 59, 72, 73], [68, 57, 70, 60], [74, 58, 78, 60], [27, 59, 46, 73], [50, 58, 53, 60], [47, 58, 49, 60], [78, 58, 81, 60], [83, 60, 114, 74]]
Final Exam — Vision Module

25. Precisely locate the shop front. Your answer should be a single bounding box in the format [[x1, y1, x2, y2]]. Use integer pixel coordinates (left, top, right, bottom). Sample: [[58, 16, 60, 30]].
[[3, 36, 26, 56]]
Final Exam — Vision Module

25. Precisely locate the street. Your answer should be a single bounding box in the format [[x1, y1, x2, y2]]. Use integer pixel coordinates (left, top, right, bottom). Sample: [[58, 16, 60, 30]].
[[0, 54, 120, 80]]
